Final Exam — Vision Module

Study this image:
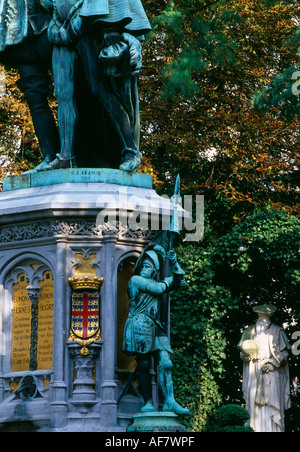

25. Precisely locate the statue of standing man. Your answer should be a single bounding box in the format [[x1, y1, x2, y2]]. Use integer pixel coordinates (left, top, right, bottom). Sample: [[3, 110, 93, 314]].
[[40, 0, 151, 172], [238, 304, 291, 432], [122, 245, 190, 415]]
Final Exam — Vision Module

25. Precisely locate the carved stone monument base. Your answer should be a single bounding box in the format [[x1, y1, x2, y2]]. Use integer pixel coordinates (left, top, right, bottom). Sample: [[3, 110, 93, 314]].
[[127, 411, 188, 432], [0, 169, 183, 431]]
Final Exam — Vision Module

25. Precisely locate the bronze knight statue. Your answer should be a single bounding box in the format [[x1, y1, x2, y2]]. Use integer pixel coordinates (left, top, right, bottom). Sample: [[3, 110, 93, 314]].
[[122, 176, 190, 415], [122, 245, 190, 415]]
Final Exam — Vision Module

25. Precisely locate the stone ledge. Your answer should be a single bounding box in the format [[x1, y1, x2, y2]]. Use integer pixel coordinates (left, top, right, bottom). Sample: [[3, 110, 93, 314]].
[[0, 175, 187, 226], [3, 168, 152, 192]]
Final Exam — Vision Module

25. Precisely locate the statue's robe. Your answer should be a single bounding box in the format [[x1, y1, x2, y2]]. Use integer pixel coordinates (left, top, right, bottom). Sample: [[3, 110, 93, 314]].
[[79, 0, 151, 36], [53, 0, 151, 36], [0, 0, 50, 51], [52, 0, 151, 168]]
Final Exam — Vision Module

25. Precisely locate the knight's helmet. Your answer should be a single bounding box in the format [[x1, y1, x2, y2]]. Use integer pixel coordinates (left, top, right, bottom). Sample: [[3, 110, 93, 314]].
[[134, 244, 166, 276]]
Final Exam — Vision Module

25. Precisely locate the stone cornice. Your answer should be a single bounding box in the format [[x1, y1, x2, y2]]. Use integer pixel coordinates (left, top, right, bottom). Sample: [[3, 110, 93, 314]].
[[0, 220, 155, 243]]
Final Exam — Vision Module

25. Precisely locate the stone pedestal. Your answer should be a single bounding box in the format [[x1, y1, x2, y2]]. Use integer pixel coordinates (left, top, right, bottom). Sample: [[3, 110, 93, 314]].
[[68, 343, 101, 409], [0, 169, 183, 432], [127, 411, 188, 432]]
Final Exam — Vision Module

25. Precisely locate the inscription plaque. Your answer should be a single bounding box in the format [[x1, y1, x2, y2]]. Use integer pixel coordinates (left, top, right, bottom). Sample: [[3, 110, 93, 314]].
[[37, 271, 54, 370], [11, 273, 31, 372], [11, 270, 54, 372]]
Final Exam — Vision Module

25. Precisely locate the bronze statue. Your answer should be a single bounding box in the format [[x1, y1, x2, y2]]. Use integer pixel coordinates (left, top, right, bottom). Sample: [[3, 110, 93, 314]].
[[39, 0, 151, 172], [122, 177, 189, 415], [122, 246, 190, 415]]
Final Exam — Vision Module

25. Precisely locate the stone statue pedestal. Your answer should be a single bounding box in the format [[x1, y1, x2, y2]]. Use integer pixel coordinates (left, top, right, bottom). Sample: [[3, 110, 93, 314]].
[[127, 411, 188, 432], [68, 342, 102, 409], [0, 169, 185, 432], [3, 168, 152, 192]]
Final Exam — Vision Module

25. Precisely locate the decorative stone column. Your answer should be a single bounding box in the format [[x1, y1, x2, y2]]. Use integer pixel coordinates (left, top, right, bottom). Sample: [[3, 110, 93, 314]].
[[26, 287, 41, 371], [100, 235, 119, 427], [51, 238, 68, 429], [68, 342, 102, 415]]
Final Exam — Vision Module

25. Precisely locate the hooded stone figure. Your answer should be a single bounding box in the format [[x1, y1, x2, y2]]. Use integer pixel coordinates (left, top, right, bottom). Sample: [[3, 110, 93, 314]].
[[0, 0, 59, 169], [238, 304, 291, 432], [41, 0, 151, 172]]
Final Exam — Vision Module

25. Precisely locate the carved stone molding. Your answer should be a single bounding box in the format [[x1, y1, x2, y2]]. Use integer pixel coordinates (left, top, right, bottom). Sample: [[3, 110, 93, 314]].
[[70, 248, 101, 277], [0, 220, 156, 243]]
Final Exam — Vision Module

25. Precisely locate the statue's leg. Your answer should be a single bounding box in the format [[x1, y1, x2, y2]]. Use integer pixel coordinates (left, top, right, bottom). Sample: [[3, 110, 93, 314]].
[[42, 46, 78, 170], [158, 350, 190, 415], [77, 37, 142, 172], [3, 29, 59, 173], [136, 354, 155, 412], [17, 65, 59, 170], [110, 76, 142, 172]]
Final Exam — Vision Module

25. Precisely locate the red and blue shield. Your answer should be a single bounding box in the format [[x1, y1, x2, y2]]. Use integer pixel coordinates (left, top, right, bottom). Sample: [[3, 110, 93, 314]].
[[71, 292, 100, 339]]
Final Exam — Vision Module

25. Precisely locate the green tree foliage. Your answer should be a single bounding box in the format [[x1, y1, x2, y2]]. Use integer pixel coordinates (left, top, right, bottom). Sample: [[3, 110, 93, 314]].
[[139, 6, 299, 430], [252, 17, 300, 124], [0, 65, 37, 185], [170, 242, 235, 430], [206, 404, 254, 432], [170, 208, 299, 431], [141, 0, 300, 228]]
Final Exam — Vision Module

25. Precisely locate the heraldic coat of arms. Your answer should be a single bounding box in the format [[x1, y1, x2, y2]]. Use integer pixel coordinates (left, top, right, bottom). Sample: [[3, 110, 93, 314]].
[[68, 276, 104, 355]]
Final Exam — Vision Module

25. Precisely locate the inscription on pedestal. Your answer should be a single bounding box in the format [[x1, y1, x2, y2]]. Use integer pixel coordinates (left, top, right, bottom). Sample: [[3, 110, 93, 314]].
[[11, 270, 54, 372], [37, 271, 54, 370], [11, 274, 31, 372]]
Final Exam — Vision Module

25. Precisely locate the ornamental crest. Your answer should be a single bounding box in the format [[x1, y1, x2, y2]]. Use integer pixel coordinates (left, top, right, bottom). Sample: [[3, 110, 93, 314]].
[[71, 292, 100, 339], [68, 276, 104, 355]]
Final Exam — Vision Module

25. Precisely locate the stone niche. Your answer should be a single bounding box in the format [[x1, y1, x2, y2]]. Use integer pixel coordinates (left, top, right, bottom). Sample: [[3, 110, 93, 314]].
[[0, 258, 54, 428], [9, 263, 54, 373], [0, 170, 184, 431]]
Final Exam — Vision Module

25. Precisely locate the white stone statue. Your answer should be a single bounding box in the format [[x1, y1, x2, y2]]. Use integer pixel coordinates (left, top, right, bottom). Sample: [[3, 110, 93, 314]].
[[238, 304, 291, 432]]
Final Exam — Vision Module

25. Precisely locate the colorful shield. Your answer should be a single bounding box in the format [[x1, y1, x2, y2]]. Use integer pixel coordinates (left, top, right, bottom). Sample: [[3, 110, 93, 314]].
[[71, 292, 100, 339]]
